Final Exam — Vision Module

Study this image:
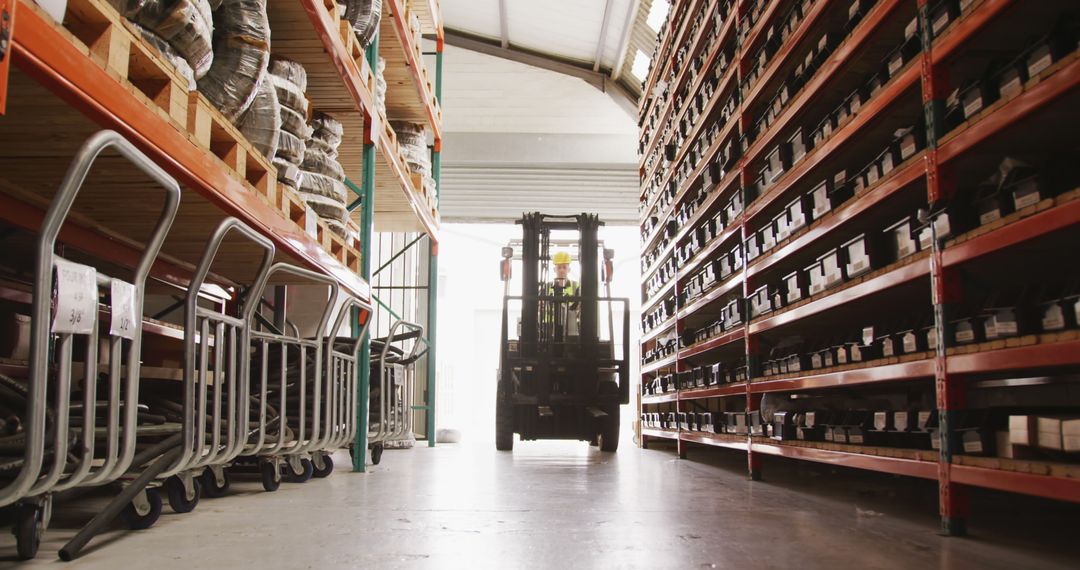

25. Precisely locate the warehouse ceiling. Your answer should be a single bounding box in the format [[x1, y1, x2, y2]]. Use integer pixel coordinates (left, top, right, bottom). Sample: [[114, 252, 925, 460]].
[[434, 1, 665, 226]]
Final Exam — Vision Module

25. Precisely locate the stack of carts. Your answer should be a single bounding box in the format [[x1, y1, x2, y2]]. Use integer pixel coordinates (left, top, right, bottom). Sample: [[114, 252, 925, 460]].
[[0, 131, 373, 560], [367, 321, 427, 463]]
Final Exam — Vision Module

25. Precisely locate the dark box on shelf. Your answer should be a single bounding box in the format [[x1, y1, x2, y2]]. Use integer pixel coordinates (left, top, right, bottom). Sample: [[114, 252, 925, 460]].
[[784, 270, 808, 305], [884, 216, 919, 262], [760, 223, 777, 252], [774, 210, 792, 243], [834, 344, 850, 366], [724, 298, 744, 330], [952, 317, 982, 345], [842, 233, 882, 279], [786, 194, 812, 235], [745, 232, 762, 262], [750, 285, 773, 318], [805, 260, 826, 296], [929, 0, 960, 37], [900, 328, 928, 354], [818, 248, 846, 290], [1007, 175, 1042, 212], [960, 80, 994, 121], [773, 411, 796, 440]]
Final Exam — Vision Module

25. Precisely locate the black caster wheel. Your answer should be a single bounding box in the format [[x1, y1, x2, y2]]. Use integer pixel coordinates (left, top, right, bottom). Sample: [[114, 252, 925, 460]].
[[287, 458, 314, 483], [201, 468, 230, 498], [312, 455, 334, 478], [14, 503, 42, 560], [165, 475, 201, 513], [121, 488, 163, 530], [371, 443, 384, 465], [260, 461, 281, 492]]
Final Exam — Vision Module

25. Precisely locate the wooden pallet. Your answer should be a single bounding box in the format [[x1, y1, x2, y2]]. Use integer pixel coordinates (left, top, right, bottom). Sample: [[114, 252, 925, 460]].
[[325, 0, 374, 93], [54, 0, 362, 273]]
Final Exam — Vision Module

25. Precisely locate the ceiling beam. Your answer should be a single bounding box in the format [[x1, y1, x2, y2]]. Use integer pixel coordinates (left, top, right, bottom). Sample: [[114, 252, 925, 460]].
[[611, 0, 642, 80], [594, 0, 615, 72], [498, 0, 509, 48], [444, 28, 639, 116]]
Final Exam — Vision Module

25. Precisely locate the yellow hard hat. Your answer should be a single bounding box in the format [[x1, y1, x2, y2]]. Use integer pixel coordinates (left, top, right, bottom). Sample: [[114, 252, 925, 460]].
[[552, 251, 572, 265]]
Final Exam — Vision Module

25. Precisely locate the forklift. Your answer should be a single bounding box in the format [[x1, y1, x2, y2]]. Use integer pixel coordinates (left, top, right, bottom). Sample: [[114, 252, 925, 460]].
[[496, 213, 631, 451]]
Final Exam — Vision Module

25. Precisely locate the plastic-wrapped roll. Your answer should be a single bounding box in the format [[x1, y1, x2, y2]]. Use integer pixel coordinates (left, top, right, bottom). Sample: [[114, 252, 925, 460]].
[[275, 130, 307, 164], [299, 171, 347, 202], [280, 106, 314, 139], [301, 148, 346, 182], [109, 0, 214, 79], [325, 219, 349, 237], [374, 57, 387, 114], [197, 0, 271, 122], [132, 24, 197, 90], [268, 57, 308, 92], [347, 0, 382, 48], [273, 158, 303, 189], [310, 112, 344, 149], [268, 74, 308, 115], [236, 76, 281, 160], [299, 192, 347, 221], [307, 137, 338, 161]]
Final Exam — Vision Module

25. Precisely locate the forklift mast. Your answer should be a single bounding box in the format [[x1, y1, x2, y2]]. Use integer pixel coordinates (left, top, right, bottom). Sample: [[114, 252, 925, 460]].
[[518, 212, 601, 357]]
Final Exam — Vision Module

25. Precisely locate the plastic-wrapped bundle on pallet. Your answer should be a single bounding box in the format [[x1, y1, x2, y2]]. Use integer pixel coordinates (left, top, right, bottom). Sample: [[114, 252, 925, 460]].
[[374, 56, 387, 116], [273, 157, 303, 189], [108, 0, 215, 79], [310, 112, 344, 150], [132, 23, 196, 90], [299, 191, 347, 221], [325, 219, 349, 237], [280, 106, 313, 140], [236, 77, 281, 160], [302, 147, 346, 182], [198, 0, 271, 122], [268, 75, 309, 116], [341, 0, 382, 48], [276, 130, 307, 164], [269, 57, 307, 92], [392, 120, 431, 177]]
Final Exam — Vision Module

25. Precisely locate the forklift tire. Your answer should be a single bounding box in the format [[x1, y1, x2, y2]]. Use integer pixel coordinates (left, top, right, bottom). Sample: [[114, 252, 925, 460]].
[[495, 387, 513, 451], [599, 407, 620, 452]]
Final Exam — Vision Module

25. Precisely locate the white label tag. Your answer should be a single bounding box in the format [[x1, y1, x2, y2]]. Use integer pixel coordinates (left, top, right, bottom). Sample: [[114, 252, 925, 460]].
[[1013, 190, 1041, 210], [957, 328, 974, 343], [994, 319, 1018, 336], [963, 438, 983, 454], [109, 280, 138, 340], [979, 209, 1001, 225], [1043, 307, 1065, 330], [53, 259, 98, 335], [849, 433, 864, 444]]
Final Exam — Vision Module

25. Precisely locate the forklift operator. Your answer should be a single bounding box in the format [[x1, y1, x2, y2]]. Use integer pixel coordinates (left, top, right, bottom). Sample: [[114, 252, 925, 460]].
[[548, 251, 579, 303]]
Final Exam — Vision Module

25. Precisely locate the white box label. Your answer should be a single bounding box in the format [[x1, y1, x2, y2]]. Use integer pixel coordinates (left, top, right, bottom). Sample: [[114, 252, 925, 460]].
[[109, 280, 139, 340], [53, 259, 98, 335]]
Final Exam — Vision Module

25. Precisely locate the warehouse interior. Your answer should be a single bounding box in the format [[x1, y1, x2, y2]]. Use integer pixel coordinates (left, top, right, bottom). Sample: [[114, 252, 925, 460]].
[[0, 0, 1078, 566]]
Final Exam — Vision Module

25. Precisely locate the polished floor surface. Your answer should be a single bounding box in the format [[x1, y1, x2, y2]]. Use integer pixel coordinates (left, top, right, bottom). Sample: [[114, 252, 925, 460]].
[[3, 438, 1078, 568]]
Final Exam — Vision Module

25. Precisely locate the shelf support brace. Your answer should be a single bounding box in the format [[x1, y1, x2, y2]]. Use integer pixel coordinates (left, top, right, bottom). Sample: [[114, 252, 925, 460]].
[[354, 31, 380, 473], [0, 0, 14, 114], [424, 41, 443, 447]]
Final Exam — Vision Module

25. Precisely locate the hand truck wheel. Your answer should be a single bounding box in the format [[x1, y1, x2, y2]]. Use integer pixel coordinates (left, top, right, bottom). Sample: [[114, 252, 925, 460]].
[[165, 475, 201, 513], [120, 488, 163, 530], [14, 503, 43, 560], [201, 467, 231, 498], [312, 454, 334, 478], [286, 458, 314, 483], [370, 443, 384, 465], [260, 461, 281, 492]]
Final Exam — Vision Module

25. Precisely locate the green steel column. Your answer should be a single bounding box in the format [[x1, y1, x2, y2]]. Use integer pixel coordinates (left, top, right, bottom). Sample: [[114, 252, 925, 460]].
[[425, 44, 443, 446], [354, 32, 379, 472]]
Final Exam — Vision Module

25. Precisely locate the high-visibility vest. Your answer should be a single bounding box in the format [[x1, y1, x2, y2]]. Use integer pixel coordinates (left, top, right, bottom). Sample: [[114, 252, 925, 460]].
[[543, 279, 579, 298]]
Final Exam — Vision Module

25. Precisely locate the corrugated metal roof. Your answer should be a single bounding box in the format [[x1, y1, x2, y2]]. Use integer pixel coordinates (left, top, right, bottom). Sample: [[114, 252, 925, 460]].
[[440, 164, 639, 225]]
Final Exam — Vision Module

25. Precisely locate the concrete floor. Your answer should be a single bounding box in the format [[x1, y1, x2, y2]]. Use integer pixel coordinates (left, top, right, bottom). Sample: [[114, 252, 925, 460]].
[[2, 440, 1077, 568]]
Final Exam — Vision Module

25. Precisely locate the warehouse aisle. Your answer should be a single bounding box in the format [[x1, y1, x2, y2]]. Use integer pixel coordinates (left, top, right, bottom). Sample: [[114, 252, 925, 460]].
[[5, 441, 1077, 568]]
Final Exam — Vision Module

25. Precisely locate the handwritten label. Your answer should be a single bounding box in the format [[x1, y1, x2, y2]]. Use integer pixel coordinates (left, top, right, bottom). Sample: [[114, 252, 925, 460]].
[[53, 259, 98, 335], [110, 280, 138, 340]]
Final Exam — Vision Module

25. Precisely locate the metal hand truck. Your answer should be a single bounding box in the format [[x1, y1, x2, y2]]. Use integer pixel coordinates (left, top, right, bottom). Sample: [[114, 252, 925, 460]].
[[305, 293, 370, 478], [58, 216, 274, 560], [0, 130, 180, 560], [240, 263, 339, 491], [367, 320, 427, 464]]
